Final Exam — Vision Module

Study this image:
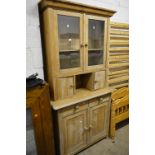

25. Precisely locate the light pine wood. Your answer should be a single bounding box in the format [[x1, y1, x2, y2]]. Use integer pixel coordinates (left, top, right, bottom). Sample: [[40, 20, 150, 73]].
[[108, 22, 129, 89], [58, 94, 111, 155], [109, 47, 129, 52], [110, 87, 129, 139], [40, 1, 117, 154], [110, 30, 129, 35], [109, 62, 129, 68], [110, 21, 129, 29], [108, 75, 128, 84], [57, 77, 75, 99], [89, 101, 109, 144], [110, 40, 129, 46], [108, 69, 129, 76], [51, 88, 115, 110], [59, 110, 88, 155], [84, 71, 106, 90], [84, 15, 107, 71], [39, 0, 116, 17], [94, 71, 106, 90], [54, 10, 84, 75]]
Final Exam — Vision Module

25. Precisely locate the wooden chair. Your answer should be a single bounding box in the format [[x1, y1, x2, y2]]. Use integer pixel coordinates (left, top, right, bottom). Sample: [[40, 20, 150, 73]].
[[110, 87, 129, 139]]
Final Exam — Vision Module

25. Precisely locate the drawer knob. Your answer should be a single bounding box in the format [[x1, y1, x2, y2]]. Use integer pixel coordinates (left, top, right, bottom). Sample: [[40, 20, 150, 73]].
[[99, 98, 104, 102], [75, 105, 79, 110], [89, 125, 93, 129], [84, 127, 89, 131], [94, 80, 98, 84]]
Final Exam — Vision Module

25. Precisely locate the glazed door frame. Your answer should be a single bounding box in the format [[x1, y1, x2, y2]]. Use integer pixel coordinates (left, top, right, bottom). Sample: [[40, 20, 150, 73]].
[[84, 15, 108, 71], [54, 10, 84, 75]]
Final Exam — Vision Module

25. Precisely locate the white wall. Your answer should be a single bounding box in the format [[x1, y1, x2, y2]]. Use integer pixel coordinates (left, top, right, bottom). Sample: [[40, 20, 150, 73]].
[[26, 0, 128, 79], [26, 0, 44, 79]]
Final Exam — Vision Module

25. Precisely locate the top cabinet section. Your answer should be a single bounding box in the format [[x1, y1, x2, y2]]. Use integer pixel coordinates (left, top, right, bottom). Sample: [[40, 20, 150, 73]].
[[56, 12, 107, 73], [40, 0, 115, 76]]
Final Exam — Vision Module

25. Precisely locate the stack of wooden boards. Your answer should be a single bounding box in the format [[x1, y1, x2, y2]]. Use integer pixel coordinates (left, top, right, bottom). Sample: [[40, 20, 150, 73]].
[[108, 21, 129, 89]]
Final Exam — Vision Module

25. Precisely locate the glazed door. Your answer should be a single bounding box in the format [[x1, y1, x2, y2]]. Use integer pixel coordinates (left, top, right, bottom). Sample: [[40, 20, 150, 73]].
[[62, 111, 88, 155], [55, 10, 83, 74], [84, 15, 107, 71], [88, 101, 109, 144]]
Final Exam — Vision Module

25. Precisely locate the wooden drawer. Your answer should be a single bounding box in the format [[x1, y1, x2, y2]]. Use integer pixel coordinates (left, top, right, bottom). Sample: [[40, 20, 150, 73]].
[[60, 102, 88, 117], [88, 98, 98, 107], [98, 95, 110, 104]]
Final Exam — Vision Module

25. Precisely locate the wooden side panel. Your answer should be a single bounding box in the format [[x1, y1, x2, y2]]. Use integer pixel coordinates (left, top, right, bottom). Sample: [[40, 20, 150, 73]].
[[31, 99, 46, 155], [89, 101, 109, 144], [108, 21, 129, 89], [57, 77, 74, 99], [61, 111, 88, 155], [39, 86, 55, 155]]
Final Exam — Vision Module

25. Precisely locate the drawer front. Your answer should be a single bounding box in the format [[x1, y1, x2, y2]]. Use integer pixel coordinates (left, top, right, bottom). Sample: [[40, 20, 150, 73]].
[[88, 98, 98, 107], [60, 102, 88, 118], [74, 102, 88, 113], [98, 95, 110, 104]]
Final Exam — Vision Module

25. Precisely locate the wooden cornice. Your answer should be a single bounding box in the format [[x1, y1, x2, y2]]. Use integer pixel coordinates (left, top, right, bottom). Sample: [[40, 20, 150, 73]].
[[39, 0, 116, 17]]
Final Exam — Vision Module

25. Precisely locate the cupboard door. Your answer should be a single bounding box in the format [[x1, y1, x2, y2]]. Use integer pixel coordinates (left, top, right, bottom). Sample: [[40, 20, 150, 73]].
[[57, 77, 74, 99], [62, 111, 88, 155], [55, 11, 83, 73], [94, 71, 106, 90], [89, 101, 109, 144], [85, 15, 107, 71]]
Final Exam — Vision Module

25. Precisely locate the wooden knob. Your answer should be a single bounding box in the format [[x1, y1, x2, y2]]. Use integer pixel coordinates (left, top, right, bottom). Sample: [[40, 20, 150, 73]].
[[84, 127, 89, 131], [94, 80, 98, 84], [75, 105, 79, 110], [89, 125, 93, 129], [99, 98, 104, 102], [85, 44, 88, 47]]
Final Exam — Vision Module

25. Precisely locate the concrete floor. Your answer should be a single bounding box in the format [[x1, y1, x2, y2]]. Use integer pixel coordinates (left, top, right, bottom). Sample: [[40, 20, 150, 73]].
[[77, 121, 129, 155]]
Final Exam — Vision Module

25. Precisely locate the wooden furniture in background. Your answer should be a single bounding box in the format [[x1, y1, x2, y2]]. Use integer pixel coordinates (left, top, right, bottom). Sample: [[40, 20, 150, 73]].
[[110, 87, 129, 139], [108, 22, 129, 89], [26, 84, 55, 155], [39, 1, 116, 154]]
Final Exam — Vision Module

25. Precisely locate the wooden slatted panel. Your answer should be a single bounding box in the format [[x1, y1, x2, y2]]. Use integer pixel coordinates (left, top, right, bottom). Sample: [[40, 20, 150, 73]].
[[108, 21, 129, 88]]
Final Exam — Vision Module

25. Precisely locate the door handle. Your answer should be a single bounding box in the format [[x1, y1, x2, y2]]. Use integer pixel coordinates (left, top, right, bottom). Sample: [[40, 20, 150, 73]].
[[84, 126, 89, 131]]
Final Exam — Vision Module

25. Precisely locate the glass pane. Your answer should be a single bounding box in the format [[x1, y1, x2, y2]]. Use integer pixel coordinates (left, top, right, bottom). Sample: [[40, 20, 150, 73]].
[[26, 109, 37, 155], [60, 51, 80, 69], [88, 19, 104, 66], [58, 15, 80, 51], [58, 15, 80, 69], [88, 50, 103, 66]]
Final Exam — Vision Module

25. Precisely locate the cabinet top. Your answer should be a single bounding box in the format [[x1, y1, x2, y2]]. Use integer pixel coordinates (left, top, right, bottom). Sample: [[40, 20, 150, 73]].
[[39, 0, 116, 17], [51, 88, 116, 110]]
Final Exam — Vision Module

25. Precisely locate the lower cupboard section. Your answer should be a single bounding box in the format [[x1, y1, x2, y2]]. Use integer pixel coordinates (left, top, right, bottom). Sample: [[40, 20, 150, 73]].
[[56, 94, 111, 155]]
